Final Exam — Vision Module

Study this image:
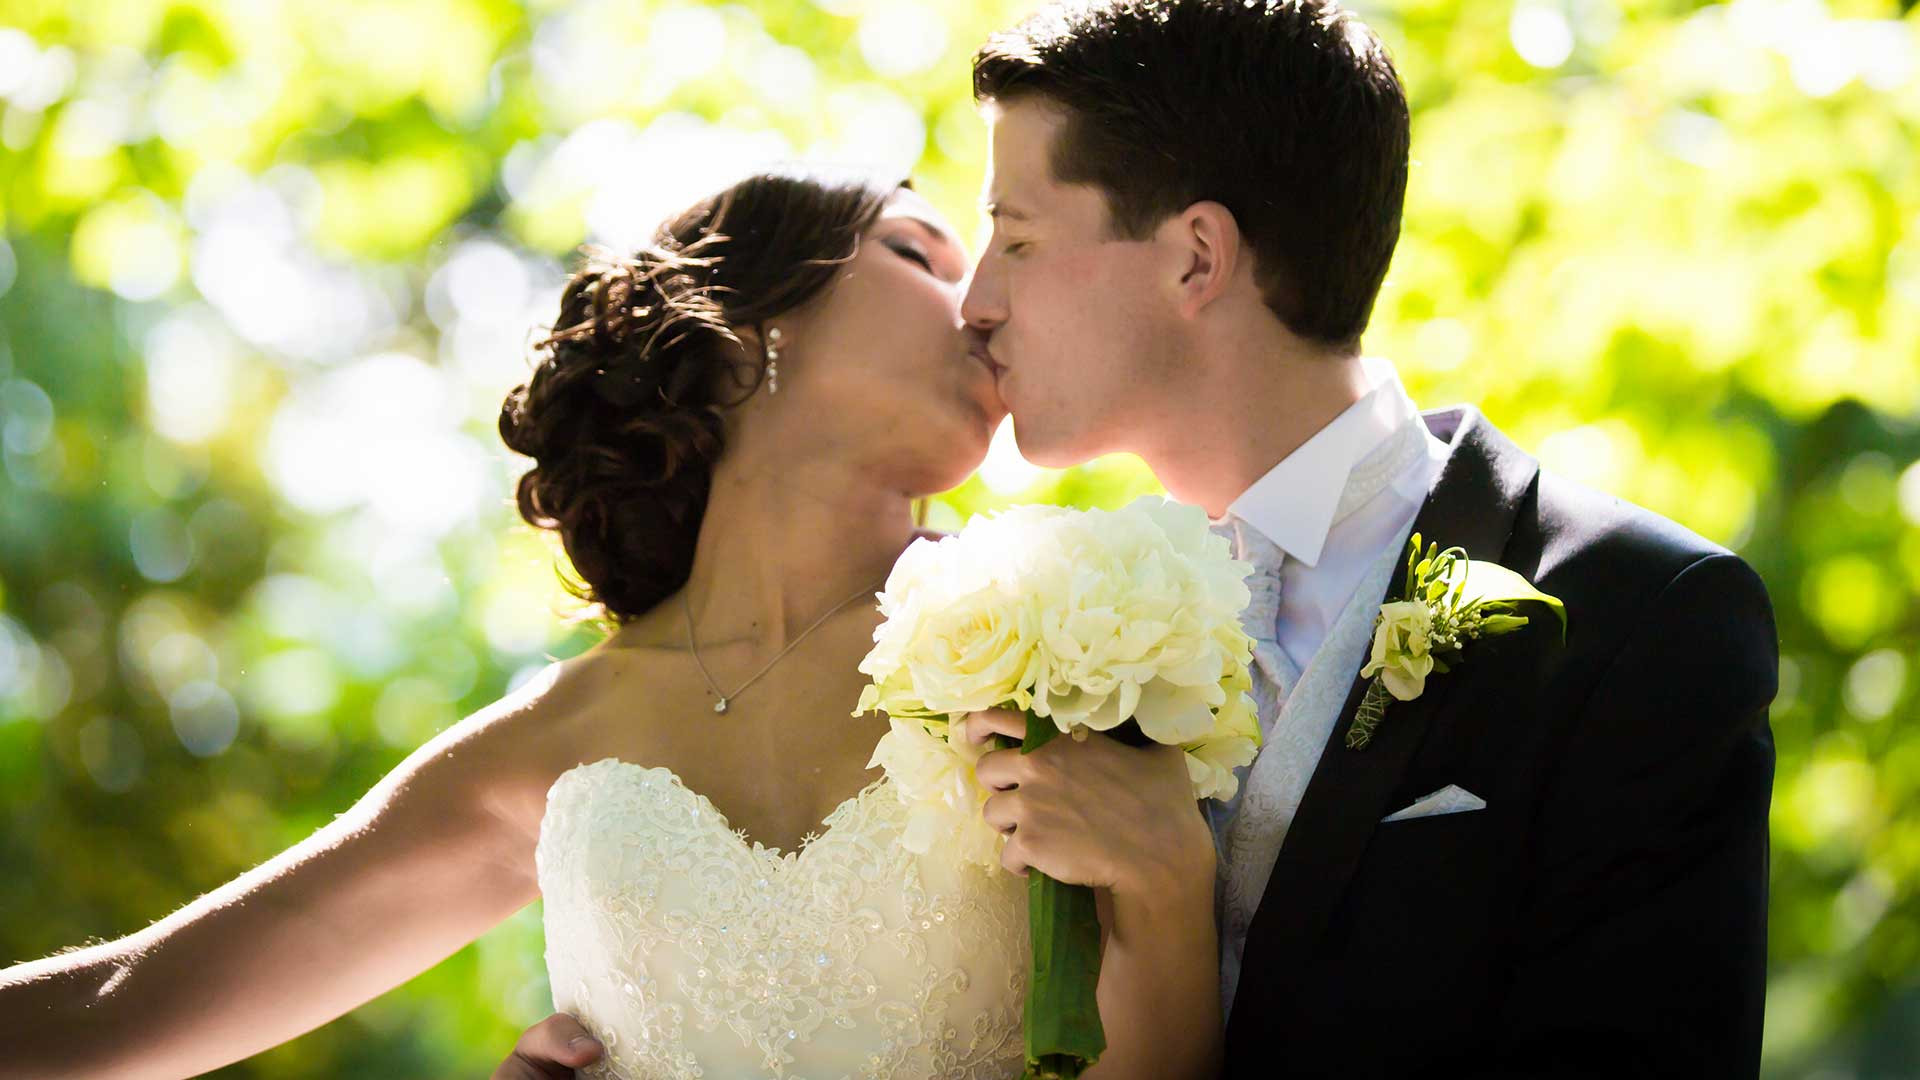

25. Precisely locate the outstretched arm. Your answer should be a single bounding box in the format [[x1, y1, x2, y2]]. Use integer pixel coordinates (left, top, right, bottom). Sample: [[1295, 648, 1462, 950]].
[[1486, 552, 1777, 1075], [0, 669, 567, 1080]]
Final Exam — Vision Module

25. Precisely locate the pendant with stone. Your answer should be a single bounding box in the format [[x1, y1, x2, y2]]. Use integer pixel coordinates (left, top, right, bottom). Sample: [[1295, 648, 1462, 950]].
[[713, 698, 729, 714]]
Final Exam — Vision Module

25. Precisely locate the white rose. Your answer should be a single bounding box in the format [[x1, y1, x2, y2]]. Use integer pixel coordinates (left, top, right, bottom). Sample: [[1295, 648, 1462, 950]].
[[902, 586, 1043, 714]]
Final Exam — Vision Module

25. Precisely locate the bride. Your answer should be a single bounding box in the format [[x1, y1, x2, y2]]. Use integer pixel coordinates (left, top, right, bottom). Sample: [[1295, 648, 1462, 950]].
[[0, 170, 1221, 1079]]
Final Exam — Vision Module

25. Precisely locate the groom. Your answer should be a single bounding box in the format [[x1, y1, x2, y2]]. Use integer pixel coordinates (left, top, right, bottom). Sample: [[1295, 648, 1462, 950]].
[[951, 0, 1776, 1075], [498, 0, 1776, 1076]]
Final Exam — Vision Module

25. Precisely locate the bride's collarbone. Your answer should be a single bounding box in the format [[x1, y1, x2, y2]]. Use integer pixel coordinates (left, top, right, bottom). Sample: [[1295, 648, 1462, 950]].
[[551, 657, 889, 852], [637, 707, 889, 849]]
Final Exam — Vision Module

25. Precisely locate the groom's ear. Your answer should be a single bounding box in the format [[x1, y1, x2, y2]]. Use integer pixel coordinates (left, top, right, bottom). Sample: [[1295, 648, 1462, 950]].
[[1163, 201, 1244, 320]]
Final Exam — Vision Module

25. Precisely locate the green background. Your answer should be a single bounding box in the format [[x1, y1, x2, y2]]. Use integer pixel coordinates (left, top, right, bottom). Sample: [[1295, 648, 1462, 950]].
[[1, 0, 1915, 1074]]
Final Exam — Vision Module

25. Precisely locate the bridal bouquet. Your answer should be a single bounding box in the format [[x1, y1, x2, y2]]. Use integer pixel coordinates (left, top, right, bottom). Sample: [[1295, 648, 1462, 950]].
[[854, 497, 1261, 1079]]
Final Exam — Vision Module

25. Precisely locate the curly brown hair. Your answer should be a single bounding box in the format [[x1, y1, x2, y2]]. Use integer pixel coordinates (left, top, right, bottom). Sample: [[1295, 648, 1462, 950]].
[[498, 171, 900, 623]]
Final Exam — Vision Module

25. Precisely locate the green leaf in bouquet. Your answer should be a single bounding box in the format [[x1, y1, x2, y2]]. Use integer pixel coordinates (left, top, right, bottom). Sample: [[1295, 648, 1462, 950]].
[[1024, 869, 1105, 1079], [991, 711, 1107, 1079]]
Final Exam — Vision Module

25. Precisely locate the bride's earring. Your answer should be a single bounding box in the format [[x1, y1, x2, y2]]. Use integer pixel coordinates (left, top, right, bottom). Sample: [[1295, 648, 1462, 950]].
[[765, 326, 782, 395]]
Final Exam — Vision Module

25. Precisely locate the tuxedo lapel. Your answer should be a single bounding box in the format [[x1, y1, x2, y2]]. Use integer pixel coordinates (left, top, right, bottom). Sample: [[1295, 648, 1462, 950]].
[[1230, 406, 1541, 1017]]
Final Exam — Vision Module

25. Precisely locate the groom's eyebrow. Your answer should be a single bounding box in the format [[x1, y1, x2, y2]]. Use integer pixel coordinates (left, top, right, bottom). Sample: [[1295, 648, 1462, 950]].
[[982, 201, 1031, 223]]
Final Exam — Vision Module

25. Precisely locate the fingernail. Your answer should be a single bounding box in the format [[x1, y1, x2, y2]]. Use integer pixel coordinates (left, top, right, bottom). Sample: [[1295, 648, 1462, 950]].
[[569, 1034, 602, 1050]]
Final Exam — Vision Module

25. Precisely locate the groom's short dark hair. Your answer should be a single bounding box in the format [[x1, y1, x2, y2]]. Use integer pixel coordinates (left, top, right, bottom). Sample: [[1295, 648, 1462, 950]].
[[974, 0, 1409, 350]]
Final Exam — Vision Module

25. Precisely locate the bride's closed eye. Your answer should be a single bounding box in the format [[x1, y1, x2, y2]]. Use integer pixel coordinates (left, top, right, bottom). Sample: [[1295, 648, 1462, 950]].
[[886, 241, 935, 273]]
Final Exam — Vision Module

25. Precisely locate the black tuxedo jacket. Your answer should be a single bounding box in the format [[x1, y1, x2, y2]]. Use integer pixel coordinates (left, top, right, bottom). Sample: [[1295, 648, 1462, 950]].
[[1220, 407, 1777, 1079]]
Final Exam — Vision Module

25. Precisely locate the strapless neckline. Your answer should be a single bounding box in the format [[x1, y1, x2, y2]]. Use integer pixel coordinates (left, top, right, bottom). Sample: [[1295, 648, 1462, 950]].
[[564, 757, 890, 863]]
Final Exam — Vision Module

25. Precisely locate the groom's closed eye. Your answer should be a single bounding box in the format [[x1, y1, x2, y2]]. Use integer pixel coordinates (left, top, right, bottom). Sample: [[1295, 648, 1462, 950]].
[[992, 237, 1029, 259]]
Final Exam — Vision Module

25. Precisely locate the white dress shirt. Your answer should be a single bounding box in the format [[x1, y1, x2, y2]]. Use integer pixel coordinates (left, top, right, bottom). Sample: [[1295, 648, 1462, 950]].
[[1218, 356, 1450, 699], [1206, 356, 1450, 1017]]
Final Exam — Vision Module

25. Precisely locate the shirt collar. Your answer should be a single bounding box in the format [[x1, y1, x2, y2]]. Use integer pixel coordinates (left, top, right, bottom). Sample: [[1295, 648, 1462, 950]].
[[1219, 356, 1421, 569]]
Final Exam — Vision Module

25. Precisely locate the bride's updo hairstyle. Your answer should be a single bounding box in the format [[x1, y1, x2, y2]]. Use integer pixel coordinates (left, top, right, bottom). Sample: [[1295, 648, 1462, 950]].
[[499, 171, 899, 623]]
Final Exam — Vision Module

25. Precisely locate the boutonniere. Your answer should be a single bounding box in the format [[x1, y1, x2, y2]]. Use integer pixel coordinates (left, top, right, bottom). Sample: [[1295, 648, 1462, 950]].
[[1346, 533, 1567, 750]]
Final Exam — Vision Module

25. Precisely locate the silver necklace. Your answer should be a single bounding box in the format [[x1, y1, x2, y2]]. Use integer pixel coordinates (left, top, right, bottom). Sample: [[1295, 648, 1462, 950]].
[[681, 576, 884, 714]]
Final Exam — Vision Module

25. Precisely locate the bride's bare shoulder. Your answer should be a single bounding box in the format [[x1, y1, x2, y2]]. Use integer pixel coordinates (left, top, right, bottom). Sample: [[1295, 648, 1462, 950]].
[[468, 605, 679, 742], [412, 625, 672, 826]]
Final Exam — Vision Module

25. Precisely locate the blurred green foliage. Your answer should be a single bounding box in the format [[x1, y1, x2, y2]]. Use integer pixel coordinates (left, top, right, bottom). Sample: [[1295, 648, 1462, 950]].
[[0, 0, 1915, 1075]]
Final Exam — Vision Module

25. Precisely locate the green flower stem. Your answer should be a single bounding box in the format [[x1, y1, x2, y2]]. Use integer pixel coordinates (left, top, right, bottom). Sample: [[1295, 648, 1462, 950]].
[[995, 711, 1107, 1080], [1345, 675, 1393, 750]]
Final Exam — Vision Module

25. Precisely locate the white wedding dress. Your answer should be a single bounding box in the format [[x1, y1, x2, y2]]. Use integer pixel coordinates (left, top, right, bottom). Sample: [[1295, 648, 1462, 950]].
[[537, 757, 1029, 1079]]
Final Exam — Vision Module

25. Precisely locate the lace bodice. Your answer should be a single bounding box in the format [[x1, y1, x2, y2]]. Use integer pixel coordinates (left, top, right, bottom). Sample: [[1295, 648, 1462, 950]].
[[537, 758, 1029, 1079]]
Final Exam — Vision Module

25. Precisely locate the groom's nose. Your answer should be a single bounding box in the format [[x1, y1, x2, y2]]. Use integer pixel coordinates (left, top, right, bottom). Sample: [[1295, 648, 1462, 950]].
[[960, 256, 1008, 332]]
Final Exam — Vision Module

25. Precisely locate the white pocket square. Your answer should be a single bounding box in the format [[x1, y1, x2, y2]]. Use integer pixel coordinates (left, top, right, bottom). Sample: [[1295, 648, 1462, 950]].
[[1381, 784, 1486, 823]]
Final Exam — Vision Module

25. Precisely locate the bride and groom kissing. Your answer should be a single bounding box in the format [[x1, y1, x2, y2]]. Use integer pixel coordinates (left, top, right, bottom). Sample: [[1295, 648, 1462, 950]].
[[0, 1, 1778, 1077]]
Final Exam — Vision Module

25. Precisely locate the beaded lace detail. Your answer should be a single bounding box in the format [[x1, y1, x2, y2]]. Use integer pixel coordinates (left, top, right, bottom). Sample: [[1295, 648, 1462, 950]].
[[537, 758, 1028, 1079]]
